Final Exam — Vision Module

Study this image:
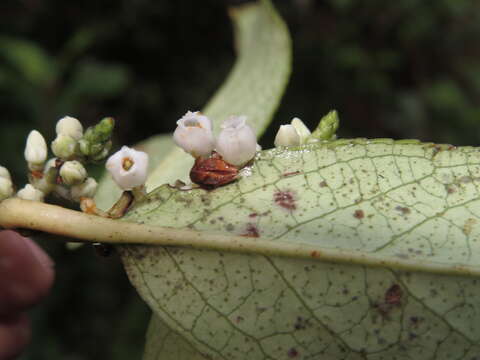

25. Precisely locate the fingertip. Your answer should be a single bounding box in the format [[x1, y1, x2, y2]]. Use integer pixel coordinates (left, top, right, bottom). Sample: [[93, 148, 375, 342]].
[[0, 313, 31, 360]]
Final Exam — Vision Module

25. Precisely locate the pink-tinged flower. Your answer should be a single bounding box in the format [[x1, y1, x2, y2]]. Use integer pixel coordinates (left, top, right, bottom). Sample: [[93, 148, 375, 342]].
[[106, 146, 149, 190]]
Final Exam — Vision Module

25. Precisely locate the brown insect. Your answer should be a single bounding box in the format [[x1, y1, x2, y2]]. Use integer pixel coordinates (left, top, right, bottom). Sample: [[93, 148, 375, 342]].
[[190, 153, 238, 189]]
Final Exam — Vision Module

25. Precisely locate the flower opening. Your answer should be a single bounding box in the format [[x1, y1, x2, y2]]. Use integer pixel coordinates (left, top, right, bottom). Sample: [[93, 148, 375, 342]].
[[173, 111, 215, 158], [106, 146, 149, 190]]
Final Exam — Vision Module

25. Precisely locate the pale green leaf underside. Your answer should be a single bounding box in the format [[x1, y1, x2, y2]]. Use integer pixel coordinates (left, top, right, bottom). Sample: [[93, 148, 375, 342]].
[[122, 140, 480, 359]]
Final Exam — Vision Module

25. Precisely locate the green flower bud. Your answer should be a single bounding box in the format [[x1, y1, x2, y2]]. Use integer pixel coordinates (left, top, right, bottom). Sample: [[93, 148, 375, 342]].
[[79, 117, 115, 160], [59, 160, 87, 185], [309, 110, 339, 142], [51, 134, 77, 159]]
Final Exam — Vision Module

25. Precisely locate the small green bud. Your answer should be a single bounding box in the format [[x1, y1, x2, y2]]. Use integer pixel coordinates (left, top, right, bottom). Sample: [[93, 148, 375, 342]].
[[79, 117, 115, 160], [59, 160, 87, 185], [309, 110, 339, 141], [51, 134, 77, 159]]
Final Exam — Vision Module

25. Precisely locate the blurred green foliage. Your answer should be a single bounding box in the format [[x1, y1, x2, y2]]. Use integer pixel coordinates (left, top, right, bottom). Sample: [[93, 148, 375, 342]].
[[0, 0, 478, 359]]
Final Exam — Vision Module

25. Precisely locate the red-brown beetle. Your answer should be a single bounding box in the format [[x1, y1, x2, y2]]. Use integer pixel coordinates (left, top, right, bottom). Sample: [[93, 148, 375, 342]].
[[190, 153, 239, 189]]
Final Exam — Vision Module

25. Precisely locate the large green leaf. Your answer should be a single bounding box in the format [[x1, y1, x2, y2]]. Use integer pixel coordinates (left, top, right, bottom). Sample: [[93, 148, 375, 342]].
[[122, 140, 480, 359]]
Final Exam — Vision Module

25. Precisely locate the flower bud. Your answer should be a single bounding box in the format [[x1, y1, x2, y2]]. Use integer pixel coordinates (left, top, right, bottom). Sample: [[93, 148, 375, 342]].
[[274, 124, 300, 147], [106, 146, 149, 190], [215, 115, 257, 166], [17, 184, 44, 202], [290, 117, 311, 144], [51, 134, 77, 159], [173, 111, 215, 158], [59, 160, 87, 185], [24, 130, 47, 169], [70, 177, 98, 201], [79, 117, 115, 160], [0, 177, 14, 201], [0, 166, 11, 181], [56, 116, 83, 140]]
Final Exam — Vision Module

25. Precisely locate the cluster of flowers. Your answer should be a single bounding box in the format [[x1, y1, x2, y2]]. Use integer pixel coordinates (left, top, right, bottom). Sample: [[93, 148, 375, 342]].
[[0, 116, 114, 202], [173, 111, 259, 166]]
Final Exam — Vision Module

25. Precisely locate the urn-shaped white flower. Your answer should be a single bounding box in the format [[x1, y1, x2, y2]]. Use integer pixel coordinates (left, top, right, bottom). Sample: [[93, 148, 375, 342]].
[[106, 146, 149, 190], [173, 111, 215, 158], [59, 160, 87, 185], [216, 115, 258, 166], [24, 130, 48, 168], [17, 184, 44, 202], [56, 116, 83, 140], [274, 124, 300, 147]]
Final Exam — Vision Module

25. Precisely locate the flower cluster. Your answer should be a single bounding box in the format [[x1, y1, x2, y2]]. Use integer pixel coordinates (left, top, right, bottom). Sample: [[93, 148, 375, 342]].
[[2, 116, 115, 203], [173, 111, 259, 167]]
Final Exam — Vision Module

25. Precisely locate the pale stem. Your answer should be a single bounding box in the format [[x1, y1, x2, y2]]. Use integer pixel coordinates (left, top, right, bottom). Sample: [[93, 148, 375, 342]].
[[0, 198, 476, 277]]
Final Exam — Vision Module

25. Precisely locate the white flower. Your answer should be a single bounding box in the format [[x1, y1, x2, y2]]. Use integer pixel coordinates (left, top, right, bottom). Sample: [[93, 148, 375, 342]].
[[59, 160, 87, 185], [290, 117, 311, 144], [56, 116, 83, 140], [51, 134, 77, 159], [106, 146, 149, 190], [70, 177, 98, 201], [24, 130, 47, 168], [215, 115, 258, 166], [173, 111, 215, 158], [274, 124, 300, 147], [17, 184, 44, 202], [0, 166, 11, 181], [0, 177, 14, 201]]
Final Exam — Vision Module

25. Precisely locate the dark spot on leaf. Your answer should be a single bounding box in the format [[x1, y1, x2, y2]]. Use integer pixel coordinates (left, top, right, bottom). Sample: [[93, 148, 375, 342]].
[[274, 190, 297, 210], [242, 223, 260, 237], [319, 180, 328, 187], [225, 224, 235, 231], [294, 316, 311, 330], [445, 184, 456, 194], [310, 250, 320, 258], [354, 210, 364, 219], [283, 171, 301, 177], [287, 348, 299, 358], [249, 213, 258, 218], [395, 206, 411, 215], [235, 316, 244, 324], [385, 284, 402, 305]]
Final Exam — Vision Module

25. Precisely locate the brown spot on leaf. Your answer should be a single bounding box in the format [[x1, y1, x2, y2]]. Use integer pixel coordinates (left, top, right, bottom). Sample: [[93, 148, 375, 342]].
[[249, 213, 258, 218], [242, 223, 260, 238], [319, 180, 328, 188], [354, 210, 364, 219], [385, 284, 402, 305], [463, 218, 477, 236], [283, 171, 301, 177], [395, 206, 411, 215], [287, 348, 299, 358], [310, 250, 320, 258], [274, 190, 297, 210]]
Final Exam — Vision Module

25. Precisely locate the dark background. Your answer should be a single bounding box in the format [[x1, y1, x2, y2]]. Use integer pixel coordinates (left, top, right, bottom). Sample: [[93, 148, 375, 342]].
[[0, 0, 478, 359]]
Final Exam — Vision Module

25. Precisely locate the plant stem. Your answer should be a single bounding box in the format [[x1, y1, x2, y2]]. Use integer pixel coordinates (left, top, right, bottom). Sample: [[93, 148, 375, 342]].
[[0, 198, 477, 277]]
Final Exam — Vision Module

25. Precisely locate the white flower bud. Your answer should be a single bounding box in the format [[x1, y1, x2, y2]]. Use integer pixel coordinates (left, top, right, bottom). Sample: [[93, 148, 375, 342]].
[[17, 184, 44, 202], [51, 134, 77, 159], [291, 117, 311, 144], [173, 111, 215, 158], [0, 166, 11, 181], [0, 177, 14, 201], [70, 177, 98, 201], [274, 124, 300, 147], [59, 160, 87, 185], [25, 130, 47, 168], [106, 146, 149, 190], [216, 115, 258, 166], [56, 116, 83, 140]]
